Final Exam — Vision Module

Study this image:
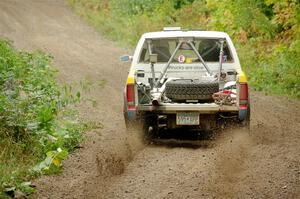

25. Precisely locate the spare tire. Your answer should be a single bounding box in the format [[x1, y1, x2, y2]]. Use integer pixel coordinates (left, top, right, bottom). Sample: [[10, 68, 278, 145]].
[[165, 79, 219, 101]]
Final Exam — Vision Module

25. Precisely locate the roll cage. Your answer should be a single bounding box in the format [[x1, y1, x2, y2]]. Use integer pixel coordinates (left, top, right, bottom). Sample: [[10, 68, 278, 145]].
[[143, 37, 226, 88]]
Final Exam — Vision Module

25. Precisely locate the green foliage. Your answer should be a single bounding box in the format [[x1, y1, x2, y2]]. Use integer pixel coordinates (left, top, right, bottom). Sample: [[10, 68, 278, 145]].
[[0, 40, 89, 197], [69, 0, 300, 99], [241, 39, 300, 98], [207, 0, 276, 38], [32, 148, 69, 174]]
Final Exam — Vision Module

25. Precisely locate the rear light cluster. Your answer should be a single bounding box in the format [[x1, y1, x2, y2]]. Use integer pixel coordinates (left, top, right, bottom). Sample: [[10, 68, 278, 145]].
[[239, 83, 249, 109], [126, 84, 136, 110]]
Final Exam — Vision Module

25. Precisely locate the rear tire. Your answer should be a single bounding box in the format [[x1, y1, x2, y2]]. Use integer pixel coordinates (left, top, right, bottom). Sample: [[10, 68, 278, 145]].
[[143, 114, 159, 140], [125, 114, 159, 141], [239, 106, 250, 132]]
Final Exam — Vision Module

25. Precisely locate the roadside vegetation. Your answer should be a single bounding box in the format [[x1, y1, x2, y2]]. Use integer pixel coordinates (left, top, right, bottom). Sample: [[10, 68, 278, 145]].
[[0, 40, 89, 198], [69, 0, 300, 99]]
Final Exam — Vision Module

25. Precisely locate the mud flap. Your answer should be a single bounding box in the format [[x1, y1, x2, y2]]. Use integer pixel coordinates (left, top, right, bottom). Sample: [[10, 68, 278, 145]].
[[238, 105, 250, 131], [238, 106, 249, 121], [127, 110, 137, 120]]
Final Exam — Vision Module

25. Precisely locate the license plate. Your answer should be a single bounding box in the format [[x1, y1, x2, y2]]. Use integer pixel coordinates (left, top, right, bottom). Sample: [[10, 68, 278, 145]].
[[176, 113, 199, 125]]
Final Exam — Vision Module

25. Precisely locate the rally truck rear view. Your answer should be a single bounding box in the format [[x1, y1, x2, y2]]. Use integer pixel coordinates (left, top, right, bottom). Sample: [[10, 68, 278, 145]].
[[122, 28, 250, 137]]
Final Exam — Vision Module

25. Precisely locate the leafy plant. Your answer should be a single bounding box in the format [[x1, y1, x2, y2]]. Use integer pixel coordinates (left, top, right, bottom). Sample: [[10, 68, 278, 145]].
[[32, 148, 68, 174], [0, 40, 92, 197]]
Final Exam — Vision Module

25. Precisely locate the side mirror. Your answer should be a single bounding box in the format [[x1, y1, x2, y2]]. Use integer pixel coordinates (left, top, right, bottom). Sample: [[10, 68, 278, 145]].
[[120, 55, 133, 62], [149, 54, 158, 64]]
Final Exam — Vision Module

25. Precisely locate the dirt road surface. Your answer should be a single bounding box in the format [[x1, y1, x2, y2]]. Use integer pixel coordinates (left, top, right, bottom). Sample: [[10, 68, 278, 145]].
[[0, 1, 299, 198]]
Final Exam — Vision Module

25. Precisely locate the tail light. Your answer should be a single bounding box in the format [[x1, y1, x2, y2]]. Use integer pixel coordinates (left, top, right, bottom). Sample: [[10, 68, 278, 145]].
[[239, 83, 248, 105], [126, 84, 135, 110]]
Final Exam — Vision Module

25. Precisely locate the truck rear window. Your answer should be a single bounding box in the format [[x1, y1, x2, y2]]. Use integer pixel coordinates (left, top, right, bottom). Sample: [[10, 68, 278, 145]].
[[139, 38, 233, 63]]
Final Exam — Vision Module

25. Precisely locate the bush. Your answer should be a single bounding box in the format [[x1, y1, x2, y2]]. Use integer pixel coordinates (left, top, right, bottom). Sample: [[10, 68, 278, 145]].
[[0, 40, 84, 197], [242, 39, 300, 98]]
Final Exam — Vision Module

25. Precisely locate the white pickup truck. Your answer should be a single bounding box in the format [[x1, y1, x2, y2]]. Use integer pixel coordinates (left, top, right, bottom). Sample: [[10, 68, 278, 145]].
[[122, 28, 250, 137]]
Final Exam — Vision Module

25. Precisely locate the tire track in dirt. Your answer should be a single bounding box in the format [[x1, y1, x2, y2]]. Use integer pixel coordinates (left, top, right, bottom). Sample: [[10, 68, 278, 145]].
[[0, 1, 299, 199]]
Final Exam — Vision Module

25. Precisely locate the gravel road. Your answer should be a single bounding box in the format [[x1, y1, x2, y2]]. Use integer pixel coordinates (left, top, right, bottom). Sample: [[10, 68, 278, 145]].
[[0, 1, 299, 198]]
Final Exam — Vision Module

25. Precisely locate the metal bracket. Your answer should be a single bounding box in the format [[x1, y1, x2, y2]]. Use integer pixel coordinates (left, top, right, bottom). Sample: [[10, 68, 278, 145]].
[[218, 39, 225, 83], [187, 40, 212, 76], [155, 40, 183, 87]]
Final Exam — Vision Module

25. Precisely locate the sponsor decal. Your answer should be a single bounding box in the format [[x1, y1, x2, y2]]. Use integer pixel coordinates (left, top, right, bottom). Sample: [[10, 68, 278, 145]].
[[178, 55, 185, 63]]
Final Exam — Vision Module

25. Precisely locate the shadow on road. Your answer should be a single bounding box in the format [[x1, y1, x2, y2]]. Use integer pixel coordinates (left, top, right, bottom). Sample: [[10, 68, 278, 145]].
[[149, 128, 221, 149]]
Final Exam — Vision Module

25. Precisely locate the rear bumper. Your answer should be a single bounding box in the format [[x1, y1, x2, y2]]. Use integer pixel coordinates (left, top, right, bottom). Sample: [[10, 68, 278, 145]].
[[124, 103, 250, 126], [137, 102, 239, 114]]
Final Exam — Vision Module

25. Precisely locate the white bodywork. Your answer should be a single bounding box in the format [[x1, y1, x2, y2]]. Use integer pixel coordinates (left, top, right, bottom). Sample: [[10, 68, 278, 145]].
[[124, 30, 248, 116], [130, 31, 242, 76]]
